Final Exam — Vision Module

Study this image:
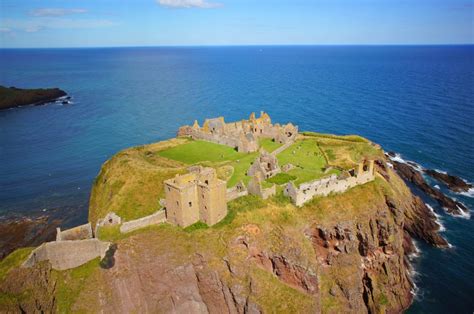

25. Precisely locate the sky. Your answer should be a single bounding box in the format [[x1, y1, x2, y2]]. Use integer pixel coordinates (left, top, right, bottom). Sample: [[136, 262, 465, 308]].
[[0, 0, 473, 48]]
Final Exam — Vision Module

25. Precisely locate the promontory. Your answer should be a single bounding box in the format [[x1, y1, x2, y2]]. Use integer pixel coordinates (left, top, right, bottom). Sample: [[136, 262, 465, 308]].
[[0, 112, 454, 313]]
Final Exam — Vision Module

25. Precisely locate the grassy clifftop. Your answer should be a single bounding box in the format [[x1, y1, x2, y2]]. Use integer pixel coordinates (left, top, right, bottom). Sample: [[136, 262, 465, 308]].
[[3, 131, 432, 313], [89, 133, 383, 226]]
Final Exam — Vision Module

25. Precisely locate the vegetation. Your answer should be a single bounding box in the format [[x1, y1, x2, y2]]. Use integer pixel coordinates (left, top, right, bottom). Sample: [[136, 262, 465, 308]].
[[259, 138, 282, 152], [158, 140, 245, 164], [0, 85, 67, 110], [0, 247, 34, 281], [266, 172, 296, 185], [54, 258, 101, 312], [277, 138, 335, 185]]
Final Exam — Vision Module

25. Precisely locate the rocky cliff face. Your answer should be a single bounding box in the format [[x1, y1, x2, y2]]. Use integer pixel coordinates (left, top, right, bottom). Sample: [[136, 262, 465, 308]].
[[0, 150, 448, 313]]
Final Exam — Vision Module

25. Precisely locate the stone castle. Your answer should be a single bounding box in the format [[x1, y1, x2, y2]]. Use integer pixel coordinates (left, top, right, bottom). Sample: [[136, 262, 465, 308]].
[[178, 111, 298, 153], [164, 166, 227, 227], [23, 112, 377, 271]]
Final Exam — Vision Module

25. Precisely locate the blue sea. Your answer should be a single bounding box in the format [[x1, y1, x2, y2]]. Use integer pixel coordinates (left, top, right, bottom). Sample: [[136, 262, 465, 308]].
[[0, 46, 473, 312]]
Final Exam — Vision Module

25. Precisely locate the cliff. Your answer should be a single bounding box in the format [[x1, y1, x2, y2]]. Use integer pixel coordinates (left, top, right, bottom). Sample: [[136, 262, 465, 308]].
[[0, 135, 447, 313], [0, 86, 67, 110]]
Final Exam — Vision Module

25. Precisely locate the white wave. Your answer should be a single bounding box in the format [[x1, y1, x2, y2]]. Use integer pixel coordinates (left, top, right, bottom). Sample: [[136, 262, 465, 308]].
[[456, 204, 471, 219], [433, 168, 448, 175], [425, 203, 446, 231], [434, 184, 440, 189], [459, 187, 474, 198], [388, 153, 407, 164], [386, 162, 394, 168], [387, 153, 424, 172]]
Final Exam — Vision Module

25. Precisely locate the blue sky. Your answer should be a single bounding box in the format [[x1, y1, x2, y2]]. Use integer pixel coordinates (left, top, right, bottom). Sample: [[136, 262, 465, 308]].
[[0, 0, 473, 48]]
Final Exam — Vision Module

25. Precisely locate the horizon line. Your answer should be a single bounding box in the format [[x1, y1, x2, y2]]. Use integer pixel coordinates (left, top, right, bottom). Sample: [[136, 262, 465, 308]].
[[1, 43, 473, 49]]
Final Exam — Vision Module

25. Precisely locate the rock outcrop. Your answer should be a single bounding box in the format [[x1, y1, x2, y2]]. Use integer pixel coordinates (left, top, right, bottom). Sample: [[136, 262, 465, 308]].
[[390, 159, 468, 216], [424, 169, 473, 193], [0, 85, 68, 110]]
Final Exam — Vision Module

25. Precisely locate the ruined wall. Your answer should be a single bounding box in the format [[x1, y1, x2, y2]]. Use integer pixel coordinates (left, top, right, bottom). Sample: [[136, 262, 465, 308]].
[[248, 175, 276, 200], [56, 223, 93, 241], [22, 239, 110, 270], [120, 210, 167, 233], [285, 167, 375, 207]]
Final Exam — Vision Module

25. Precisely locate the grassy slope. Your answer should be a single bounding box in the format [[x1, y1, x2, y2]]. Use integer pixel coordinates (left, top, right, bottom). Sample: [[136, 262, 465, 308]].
[[0, 247, 34, 281]]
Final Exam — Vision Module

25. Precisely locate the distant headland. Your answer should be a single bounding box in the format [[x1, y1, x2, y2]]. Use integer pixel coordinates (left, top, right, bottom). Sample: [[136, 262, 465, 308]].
[[0, 86, 69, 110]]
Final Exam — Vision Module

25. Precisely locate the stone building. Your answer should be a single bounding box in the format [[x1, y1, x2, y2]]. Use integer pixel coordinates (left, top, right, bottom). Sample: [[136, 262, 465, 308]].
[[247, 150, 281, 179], [247, 172, 276, 200], [164, 166, 227, 227], [284, 160, 375, 207], [178, 112, 298, 153]]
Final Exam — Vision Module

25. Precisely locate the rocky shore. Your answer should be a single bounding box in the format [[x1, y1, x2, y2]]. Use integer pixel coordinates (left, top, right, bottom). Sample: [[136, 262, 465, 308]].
[[424, 169, 473, 193], [386, 152, 469, 216], [0, 214, 61, 259], [0, 86, 69, 110]]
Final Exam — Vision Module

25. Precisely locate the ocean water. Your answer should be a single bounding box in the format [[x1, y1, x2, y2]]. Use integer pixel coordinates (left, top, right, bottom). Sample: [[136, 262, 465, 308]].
[[0, 46, 473, 312]]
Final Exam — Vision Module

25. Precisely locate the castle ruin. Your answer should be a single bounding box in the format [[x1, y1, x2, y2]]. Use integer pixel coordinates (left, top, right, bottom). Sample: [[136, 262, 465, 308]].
[[178, 111, 298, 153], [284, 160, 375, 207], [164, 166, 228, 227], [247, 150, 281, 179]]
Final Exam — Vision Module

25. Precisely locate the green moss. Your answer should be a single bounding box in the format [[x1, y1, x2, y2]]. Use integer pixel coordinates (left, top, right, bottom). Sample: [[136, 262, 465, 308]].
[[0, 247, 34, 282]]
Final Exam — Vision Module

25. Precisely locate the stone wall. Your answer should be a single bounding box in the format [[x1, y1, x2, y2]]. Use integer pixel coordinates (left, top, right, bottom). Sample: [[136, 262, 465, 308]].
[[56, 223, 93, 241], [22, 239, 110, 270], [226, 181, 248, 201], [284, 163, 375, 207], [120, 210, 167, 233]]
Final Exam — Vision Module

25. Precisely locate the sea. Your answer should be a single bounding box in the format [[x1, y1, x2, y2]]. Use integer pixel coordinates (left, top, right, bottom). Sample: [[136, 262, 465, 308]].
[[0, 46, 473, 312]]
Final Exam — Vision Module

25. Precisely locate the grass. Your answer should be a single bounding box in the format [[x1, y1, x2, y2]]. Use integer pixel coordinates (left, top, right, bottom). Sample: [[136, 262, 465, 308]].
[[277, 139, 330, 186], [184, 221, 209, 232], [0, 247, 34, 282], [213, 194, 266, 228], [158, 140, 245, 164], [226, 152, 258, 187], [55, 258, 100, 312], [266, 173, 296, 185], [259, 138, 282, 153]]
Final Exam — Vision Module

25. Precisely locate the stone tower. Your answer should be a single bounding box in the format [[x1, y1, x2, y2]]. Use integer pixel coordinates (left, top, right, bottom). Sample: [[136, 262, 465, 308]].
[[164, 166, 227, 227]]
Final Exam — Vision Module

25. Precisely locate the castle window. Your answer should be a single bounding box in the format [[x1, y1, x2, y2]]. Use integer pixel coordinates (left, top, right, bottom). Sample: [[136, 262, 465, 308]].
[[363, 164, 368, 171], [202, 194, 204, 198], [168, 187, 170, 192], [205, 180, 209, 185], [189, 201, 192, 207], [176, 201, 179, 206]]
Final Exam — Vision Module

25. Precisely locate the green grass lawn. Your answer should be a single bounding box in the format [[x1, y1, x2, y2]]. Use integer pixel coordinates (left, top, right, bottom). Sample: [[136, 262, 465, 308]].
[[259, 138, 282, 153], [266, 173, 297, 185], [158, 139, 258, 188], [277, 139, 332, 186], [226, 153, 258, 187], [158, 140, 245, 164]]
